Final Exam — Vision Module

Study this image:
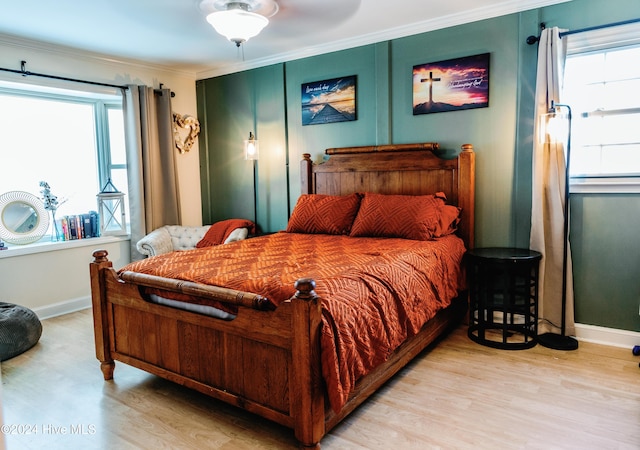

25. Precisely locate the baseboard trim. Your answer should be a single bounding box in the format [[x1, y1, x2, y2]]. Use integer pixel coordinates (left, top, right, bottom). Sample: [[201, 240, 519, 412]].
[[34, 296, 91, 320], [575, 323, 640, 349]]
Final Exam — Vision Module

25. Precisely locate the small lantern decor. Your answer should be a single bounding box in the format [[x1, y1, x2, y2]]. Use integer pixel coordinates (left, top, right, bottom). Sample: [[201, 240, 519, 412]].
[[97, 179, 127, 236]]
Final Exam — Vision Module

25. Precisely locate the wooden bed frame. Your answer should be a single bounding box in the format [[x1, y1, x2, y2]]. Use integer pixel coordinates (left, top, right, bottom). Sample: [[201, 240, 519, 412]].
[[90, 142, 475, 449]]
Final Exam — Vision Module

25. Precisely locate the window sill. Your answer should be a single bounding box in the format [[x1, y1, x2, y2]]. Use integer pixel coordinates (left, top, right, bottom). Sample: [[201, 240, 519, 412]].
[[571, 178, 640, 194], [0, 235, 130, 259]]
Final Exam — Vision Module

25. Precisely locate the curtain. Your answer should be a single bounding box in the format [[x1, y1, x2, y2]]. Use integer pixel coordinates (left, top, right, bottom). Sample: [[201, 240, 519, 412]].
[[123, 85, 181, 261], [530, 27, 575, 336]]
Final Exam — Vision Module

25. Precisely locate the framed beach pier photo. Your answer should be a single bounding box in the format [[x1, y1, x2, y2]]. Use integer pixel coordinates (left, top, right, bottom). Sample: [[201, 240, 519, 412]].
[[301, 75, 357, 125]]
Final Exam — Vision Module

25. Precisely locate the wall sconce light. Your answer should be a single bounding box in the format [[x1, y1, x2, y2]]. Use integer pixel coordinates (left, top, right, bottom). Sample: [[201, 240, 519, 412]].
[[244, 132, 259, 160], [96, 178, 127, 236], [244, 132, 259, 225], [537, 100, 578, 351]]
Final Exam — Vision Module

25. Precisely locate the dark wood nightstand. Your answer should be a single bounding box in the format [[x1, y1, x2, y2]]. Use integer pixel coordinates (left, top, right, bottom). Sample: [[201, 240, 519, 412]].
[[467, 247, 542, 350]]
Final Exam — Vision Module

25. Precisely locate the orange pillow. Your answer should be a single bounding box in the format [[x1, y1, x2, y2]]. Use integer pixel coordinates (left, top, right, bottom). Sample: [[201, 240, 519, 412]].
[[435, 205, 462, 237], [350, 192, 446, 240], [286, 193, 362, 235]]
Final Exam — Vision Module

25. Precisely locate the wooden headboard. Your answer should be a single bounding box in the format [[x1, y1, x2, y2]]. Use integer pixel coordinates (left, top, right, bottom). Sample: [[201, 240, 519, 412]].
[[300, 143, 475, 249]]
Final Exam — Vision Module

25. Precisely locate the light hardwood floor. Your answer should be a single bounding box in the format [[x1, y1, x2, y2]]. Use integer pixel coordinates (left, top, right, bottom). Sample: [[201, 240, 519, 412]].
[[1, 309, 639, 450]]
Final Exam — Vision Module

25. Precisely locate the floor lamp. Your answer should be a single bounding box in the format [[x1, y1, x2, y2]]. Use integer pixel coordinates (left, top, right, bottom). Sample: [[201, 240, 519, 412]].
[[537, 100, 579, 351]]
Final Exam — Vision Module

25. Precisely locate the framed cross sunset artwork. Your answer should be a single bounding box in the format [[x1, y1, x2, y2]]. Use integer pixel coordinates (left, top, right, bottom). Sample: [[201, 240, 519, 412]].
[[413, 53, 490, 115]]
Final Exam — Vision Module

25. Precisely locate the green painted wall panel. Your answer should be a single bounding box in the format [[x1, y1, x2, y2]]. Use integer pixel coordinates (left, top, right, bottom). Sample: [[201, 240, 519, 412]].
[[197, 65, 288, 233], [390, 15, 520, 248], [571, 195, 640, 331], [254, 65, 289, 233], [197, 71, 255, 225], [284, 45, 384, 207]]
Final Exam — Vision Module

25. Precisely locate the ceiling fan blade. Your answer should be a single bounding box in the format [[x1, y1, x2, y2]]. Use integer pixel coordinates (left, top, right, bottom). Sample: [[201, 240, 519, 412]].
[[269, 0, 361, 35]]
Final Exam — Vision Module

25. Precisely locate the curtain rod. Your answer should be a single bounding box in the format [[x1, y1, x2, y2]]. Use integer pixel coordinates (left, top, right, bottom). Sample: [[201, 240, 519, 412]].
[[526, 17, 640, 45], [0, 60, 129, 90], [0, 60, 177, 97], [156, 83, 176, 98]]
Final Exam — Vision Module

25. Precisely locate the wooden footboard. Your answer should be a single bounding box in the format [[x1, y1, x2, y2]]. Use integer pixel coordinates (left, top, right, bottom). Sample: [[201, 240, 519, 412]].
[[90, 249, 326, 447]]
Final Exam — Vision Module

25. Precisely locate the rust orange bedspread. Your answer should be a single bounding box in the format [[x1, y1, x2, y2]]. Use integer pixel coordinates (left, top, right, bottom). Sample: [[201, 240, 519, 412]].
[[121, 232, 467, 412]]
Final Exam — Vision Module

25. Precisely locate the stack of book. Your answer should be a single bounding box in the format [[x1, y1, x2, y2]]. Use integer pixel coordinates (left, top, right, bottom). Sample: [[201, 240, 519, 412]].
[[56, 211, 100, 241]]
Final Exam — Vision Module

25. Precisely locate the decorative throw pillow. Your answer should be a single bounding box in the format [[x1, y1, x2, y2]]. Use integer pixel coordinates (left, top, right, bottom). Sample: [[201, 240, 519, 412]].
[[435, 205, 462, 237], [196, 219, 255, 248], [286, 193, 362, 235], [349, 192, 446, 240]]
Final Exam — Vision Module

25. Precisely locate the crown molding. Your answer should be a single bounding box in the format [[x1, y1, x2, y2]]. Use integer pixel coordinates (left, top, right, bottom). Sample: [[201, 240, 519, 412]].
[[0, 0, 573, 81], [196, 0, 573, 79], [0, 33, 197, 80]]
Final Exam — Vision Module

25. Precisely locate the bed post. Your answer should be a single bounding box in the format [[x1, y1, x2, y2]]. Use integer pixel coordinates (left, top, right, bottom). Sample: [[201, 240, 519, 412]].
[[90, 249, 115, 380], [458, 144, 475, 250], [300, 153, 314, 195], [290, 278, 324, 449]]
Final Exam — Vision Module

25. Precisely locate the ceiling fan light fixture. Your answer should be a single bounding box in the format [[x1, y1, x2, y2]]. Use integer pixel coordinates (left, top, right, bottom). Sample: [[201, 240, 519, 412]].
[[203, 1, 273, 47]]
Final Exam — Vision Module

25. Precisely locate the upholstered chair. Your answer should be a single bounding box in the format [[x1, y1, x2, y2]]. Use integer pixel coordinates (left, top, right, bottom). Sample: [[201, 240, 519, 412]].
[[136, 225, 248, 257]]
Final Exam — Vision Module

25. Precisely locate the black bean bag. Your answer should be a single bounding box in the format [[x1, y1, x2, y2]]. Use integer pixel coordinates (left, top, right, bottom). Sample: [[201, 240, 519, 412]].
[[0, 302, 42, 361]]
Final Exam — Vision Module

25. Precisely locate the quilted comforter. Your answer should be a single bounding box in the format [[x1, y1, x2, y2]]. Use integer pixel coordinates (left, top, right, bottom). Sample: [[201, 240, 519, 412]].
[[121, 232, 467, 412]]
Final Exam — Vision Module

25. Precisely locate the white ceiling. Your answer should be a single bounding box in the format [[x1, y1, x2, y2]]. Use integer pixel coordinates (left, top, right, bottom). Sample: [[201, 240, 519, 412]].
[[0, 0, 570, 78]]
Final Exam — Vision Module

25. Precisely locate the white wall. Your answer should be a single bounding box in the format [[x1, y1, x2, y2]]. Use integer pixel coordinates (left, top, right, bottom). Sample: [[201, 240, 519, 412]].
[[0, 35, 202, 315], [0, 238, 130, 317]]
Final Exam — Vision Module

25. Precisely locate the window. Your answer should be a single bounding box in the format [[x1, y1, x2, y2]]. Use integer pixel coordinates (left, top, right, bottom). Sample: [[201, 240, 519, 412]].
[[0, 80, 127, 239], [562, 22, 640, 193]]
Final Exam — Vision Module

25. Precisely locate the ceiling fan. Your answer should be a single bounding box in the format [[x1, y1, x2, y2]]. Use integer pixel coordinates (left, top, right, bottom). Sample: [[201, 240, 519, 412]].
[[199, 0, 280, 47]]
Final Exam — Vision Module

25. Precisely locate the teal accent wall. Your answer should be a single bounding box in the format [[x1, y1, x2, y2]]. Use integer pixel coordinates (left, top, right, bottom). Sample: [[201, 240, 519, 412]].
[[571, 195, 640, 330], [390, 16, 520, 248], [284, 44, 386, 207], [519, 0, 640, 332], [197, 64, 289, 232], [197, 0, 640, 332]]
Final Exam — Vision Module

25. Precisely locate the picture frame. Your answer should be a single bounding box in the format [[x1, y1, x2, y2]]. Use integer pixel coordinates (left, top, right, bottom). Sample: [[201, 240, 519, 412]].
[[301, 75, 357, 126], [413, 53, 490, 115]]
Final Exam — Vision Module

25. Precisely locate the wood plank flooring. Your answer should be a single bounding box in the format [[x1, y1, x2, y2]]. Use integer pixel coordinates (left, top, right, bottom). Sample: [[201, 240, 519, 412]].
[[1, 309, 638, 449]]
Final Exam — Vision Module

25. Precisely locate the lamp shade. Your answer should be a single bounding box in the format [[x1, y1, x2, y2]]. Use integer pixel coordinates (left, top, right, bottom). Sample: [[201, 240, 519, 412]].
[[206, 9, 269, 45], [539, 110, 570, 145]]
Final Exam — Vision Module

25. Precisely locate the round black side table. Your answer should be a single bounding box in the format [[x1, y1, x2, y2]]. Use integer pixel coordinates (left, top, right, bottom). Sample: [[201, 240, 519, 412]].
[[467, 247, 542, 350]]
